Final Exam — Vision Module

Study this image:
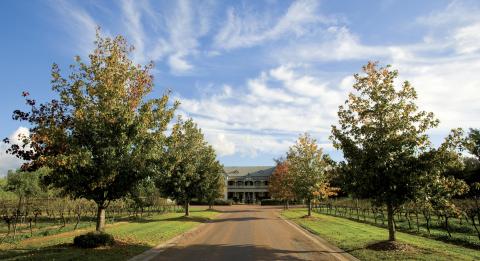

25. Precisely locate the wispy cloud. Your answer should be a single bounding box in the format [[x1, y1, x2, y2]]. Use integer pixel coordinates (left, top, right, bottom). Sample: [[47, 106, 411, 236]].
[[49, 0, 99, 56], [214, 0, 333, 50]]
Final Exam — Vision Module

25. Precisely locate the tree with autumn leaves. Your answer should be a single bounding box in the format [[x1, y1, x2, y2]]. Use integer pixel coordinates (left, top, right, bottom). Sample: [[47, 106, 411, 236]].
[[4, 32, 223, 231], [269, 159, 295, 209], [331, 61, 468, 242], [269, 134, 339, 216]]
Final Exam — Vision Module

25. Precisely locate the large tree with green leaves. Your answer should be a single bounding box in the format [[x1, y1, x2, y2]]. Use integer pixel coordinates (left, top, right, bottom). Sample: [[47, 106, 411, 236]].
[[287, 133, 330, 217], [331, 62, 439, 241], [197, 147, 225, 210], [157, 118, 222, 215], [4, 32, 177, 231]]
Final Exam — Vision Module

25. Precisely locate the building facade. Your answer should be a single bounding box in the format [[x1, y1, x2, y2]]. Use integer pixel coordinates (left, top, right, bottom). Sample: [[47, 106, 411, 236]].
[[223, 166, 274, 203]]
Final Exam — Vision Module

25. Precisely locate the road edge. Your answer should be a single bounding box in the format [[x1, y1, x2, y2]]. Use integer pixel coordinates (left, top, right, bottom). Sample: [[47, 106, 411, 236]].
[[278, 212, 360, 261]]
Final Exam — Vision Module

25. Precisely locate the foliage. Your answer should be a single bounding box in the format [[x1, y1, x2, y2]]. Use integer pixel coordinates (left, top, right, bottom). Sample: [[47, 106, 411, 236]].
[[5, 169, 46, 199], [73, 231, 115, 248], [4, 31, 177, 232], [331, 61, 440, 241], [128, 178, 161, 211], [157, 118, 223, 215], [196, 146, 224, 209], [268, 159, 295, 205], [287, 133, 331, 216]]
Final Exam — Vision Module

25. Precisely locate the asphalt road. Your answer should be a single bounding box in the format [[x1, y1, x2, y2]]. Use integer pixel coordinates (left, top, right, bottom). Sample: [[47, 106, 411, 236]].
[[151, 205, 356, 261]]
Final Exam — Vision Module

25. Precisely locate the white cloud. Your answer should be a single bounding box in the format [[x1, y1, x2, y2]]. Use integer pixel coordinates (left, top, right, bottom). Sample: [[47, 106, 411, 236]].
[[0, 127, 29, 177], [50, 0, 99, 56], [208, 133, 236, 156], [214, 0, 332, 50], [53, 0, 214, 73], [179, 65, 346, 156], [121, 0, 147, 63]]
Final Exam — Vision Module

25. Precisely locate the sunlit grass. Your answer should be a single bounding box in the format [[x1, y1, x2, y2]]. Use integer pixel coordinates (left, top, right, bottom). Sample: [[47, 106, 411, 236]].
[[282, 208, 480, 261], [0, 207, 220, 261]]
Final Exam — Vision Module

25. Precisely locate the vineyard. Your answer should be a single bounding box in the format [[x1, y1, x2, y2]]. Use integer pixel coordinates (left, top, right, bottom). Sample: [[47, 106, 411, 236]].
[[313, 198, 480, 248], [0, 197, 181, 243]]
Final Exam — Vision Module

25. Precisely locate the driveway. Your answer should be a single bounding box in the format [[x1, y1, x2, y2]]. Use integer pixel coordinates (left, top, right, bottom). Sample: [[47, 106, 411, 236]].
[[149, 205, 356, 261]]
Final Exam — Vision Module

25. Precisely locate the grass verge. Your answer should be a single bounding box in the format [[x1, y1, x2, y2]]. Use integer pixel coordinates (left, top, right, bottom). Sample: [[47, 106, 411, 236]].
[[0, 207, 220, 261], [282, 208, 480, 261]]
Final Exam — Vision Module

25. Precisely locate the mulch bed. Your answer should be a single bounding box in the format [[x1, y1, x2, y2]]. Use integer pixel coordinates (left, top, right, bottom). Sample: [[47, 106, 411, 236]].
[[366, 241, 416, 252]]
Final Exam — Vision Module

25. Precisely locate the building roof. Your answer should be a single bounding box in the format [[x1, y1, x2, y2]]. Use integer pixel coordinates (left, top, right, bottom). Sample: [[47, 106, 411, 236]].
[[224, 166, 275, 177]]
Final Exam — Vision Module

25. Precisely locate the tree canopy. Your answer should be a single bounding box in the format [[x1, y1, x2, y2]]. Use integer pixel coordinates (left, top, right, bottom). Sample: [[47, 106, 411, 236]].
[[287, 133, 330, 216], [5, 32, 177, 231], [330, 61, 468, 241], [157, 118, 223, 216]]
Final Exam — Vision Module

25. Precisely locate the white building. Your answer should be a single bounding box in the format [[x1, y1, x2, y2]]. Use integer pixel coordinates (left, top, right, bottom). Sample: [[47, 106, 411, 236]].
[[223, 166, 274, 203]]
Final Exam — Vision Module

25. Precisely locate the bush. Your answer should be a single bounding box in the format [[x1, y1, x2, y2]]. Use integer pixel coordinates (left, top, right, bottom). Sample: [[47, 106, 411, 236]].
[[189, 199, 233, 206], [260, 199, 284, 205], [73, 232, 115, 248], [213, 199, 233, 206]]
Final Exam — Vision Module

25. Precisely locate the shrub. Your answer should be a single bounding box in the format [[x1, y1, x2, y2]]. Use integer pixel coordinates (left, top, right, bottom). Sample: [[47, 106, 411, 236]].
[[189, 199, 233, 206], [260, 199, 284, 205], [73, 232, 115, 248], [213, 199, 233, 206]]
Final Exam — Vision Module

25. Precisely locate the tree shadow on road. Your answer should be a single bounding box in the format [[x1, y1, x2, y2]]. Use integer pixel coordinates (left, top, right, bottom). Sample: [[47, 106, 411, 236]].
[[153, 243, 340, 260], [0, 241, 150, 261], [211, 217, 266, 223]]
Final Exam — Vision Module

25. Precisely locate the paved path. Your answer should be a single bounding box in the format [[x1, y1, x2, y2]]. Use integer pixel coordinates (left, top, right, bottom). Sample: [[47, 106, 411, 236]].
[[150, 205, 357, 261]]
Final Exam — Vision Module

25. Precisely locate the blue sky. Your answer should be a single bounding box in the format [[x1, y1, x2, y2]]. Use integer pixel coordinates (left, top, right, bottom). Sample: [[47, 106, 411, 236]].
[[1, 0, 480, 175]]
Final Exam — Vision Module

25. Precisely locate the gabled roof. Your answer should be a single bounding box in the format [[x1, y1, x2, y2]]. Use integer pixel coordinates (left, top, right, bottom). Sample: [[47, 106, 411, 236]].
[[224, 166, 275, 177]]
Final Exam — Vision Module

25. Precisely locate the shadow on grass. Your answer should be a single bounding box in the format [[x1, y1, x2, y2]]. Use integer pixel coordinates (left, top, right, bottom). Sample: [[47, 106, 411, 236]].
[[0, 241, 151, 261], [153, 243, 344, 260]]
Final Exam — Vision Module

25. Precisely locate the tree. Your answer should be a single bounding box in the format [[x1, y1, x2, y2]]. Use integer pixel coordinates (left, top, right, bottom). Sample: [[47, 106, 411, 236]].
[[4, 32, 177, 232], [416, 130, 469, 236], [465, 128, 480, 160], [157, 118, 219, 216], [287, 133, 330, 217], [331, 62, 439, 241], [269, 159, 295, 209], [197, 148, 225, 210]]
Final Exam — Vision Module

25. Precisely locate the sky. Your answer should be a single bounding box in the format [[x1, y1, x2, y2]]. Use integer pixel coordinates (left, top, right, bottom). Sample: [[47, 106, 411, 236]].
[[1, 0, 480, 175]]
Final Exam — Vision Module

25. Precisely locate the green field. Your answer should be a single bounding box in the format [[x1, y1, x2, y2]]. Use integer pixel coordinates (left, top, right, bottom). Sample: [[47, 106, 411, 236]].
[[0, 208, 220, 261], [282, 208, 480, 261]]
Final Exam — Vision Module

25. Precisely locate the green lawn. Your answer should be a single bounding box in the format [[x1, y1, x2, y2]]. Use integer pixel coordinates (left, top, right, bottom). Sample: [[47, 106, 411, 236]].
[[0, 208, 220, 261], [282, 208, 480, 261]]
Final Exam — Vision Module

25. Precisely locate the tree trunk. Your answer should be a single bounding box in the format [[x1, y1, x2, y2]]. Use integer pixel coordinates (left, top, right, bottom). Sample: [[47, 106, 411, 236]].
[[286, 200, 289, 210], [185, 201, 190, 216], [445, 215, 452, 237], [387, 203, 396, 241], [307, 198, 312, 217], [96, 205, 106, 232]]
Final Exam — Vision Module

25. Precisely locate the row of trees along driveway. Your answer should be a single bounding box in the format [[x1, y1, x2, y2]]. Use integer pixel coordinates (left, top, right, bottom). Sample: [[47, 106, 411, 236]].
[[4, 32, 223, 232], [269, 62, 473, 243]]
